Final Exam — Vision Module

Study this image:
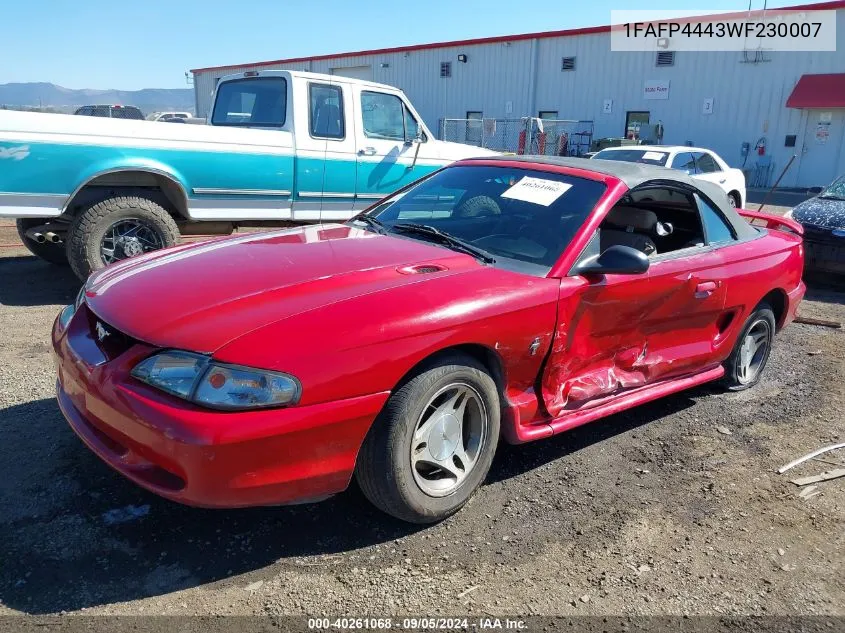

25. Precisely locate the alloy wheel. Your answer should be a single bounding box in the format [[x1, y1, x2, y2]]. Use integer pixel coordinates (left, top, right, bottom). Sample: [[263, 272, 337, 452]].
[[100, 219, 164, 264], [737, 319, 771, 384], [410, 383, 488, 497]]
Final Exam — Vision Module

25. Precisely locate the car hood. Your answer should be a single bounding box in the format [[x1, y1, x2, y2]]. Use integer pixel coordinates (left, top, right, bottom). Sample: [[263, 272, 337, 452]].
[[792, 196, 845, 231], [84, 224, 482, 353]]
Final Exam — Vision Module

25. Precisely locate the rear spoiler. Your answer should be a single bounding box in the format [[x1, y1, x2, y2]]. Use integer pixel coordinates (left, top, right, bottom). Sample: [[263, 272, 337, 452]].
[[737, 208, 804, 237]]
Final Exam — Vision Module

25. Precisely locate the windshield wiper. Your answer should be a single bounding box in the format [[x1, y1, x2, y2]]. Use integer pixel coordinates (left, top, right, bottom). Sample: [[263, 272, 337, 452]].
[[818, 194, 845, 201], [349, 213, 388, 235], [392, 222, 496, 264]]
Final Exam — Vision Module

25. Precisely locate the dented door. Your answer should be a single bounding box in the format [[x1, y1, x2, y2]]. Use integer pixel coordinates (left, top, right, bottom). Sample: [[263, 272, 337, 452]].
[[641, 248, 729, 376], [541, 272, 654, 418], [541, 248, 728, 419]]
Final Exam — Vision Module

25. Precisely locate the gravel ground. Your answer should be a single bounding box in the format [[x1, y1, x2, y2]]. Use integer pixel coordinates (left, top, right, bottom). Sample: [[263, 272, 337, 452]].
[[0, 218, 843, 619]]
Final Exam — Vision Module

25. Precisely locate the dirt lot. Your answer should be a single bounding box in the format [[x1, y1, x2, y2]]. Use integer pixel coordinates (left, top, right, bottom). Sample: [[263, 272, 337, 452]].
[[0, 217, 843, 619]]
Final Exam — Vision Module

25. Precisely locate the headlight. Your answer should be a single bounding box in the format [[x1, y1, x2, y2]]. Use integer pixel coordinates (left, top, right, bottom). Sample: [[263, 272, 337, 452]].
[[74, 286, 86, 310], [58, 287, 87, 329], [130, 351, 301, 410]]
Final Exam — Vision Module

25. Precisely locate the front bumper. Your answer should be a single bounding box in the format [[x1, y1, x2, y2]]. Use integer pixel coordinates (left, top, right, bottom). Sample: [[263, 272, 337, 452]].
[[802, 227, 845, 275], [53, 305, 389, 508]]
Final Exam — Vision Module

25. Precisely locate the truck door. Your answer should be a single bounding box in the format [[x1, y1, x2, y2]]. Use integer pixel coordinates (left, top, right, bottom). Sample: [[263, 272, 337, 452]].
[[353, 87, 435, 208], [291, 79, 358, 221]]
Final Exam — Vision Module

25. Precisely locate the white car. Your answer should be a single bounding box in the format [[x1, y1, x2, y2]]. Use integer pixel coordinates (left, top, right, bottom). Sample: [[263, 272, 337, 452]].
[[147, 111, 193, 122], [592, 145, 746, 208]]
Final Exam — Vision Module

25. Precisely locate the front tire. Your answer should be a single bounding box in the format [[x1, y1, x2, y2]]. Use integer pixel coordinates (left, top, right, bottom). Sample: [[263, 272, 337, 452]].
[[15, 219, 69, 265], [356, 353, 500, 523], [728, 191, 741, 208], [722, 303, 775, 391], [66, 195, 180, 280]]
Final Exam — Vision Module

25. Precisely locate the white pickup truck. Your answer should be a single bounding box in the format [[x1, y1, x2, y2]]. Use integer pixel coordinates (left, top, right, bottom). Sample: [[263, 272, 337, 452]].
[[0, 70, 492, 279]]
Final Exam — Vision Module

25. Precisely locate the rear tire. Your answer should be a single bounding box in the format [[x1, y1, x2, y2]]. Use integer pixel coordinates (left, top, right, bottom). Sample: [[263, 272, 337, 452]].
[[356, 353, 500, 523], [66, 195, 180, 280], [722, 303, 775, 391], [15, 219, 69, 265]]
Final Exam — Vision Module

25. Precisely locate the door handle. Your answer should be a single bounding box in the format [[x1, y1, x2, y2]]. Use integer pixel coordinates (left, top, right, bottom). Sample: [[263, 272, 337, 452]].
[[358, 147, 377, 156], [695, 280, 718, 298], [719, 178, 726, 184]]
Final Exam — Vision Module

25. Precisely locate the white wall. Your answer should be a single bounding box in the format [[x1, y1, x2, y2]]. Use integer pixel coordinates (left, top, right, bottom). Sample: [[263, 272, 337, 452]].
[[193, 9, 845, 187]]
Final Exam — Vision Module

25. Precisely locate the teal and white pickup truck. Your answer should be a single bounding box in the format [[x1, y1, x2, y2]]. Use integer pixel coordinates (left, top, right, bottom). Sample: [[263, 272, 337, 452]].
[[0, 70, 493, 279]]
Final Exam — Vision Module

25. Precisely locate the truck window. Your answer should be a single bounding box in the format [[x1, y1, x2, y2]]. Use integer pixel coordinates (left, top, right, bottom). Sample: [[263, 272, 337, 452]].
[[361, 91, 405, 141], [211, 77, 287, 128], [309, 83, 344, 139], [111, 106, 144, 120], [404, 104, 423, 141], [361, 91, 423, 142]]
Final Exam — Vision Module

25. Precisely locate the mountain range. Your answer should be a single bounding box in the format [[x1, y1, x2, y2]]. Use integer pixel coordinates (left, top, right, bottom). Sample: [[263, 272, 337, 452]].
[[0, 82, 194, 115]]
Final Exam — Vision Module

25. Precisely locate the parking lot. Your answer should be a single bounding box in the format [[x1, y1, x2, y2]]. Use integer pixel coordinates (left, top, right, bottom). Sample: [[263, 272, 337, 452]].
[[0, 213, 843, 617]]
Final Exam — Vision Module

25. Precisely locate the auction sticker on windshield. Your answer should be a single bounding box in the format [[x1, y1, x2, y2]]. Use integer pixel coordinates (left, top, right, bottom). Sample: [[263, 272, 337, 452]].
[[501, 176, 572, 206], [642, 151, 666, 161]]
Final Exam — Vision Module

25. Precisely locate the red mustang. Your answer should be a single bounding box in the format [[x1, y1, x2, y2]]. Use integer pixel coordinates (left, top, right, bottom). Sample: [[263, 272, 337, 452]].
[[53, 157, 805, 523]]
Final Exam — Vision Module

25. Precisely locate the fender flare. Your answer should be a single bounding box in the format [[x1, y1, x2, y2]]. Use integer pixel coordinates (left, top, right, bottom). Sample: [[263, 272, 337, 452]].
[[61, 158, 190, 217]]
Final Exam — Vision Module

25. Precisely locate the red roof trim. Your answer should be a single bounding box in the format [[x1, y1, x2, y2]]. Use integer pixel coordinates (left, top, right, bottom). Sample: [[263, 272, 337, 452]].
[[786, 73, 845, 108], [189, 0, 845, 74]]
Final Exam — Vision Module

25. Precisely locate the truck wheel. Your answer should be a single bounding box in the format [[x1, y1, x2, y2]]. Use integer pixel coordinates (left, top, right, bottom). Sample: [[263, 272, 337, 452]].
[[356, 352, 500, 523], [66, 195, 180, 279], [15, 219, 69, 265]]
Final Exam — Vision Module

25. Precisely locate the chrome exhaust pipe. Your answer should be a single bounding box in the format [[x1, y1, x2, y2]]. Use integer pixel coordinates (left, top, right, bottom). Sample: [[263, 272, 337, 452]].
[[45, 232, 63, 244], [30, 232, 46, 243]]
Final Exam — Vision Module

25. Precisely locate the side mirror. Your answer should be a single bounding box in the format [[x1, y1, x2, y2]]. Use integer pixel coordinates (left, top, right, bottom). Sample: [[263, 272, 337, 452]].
[[405, 129, 423, 146], [574, 245, 650, 276]]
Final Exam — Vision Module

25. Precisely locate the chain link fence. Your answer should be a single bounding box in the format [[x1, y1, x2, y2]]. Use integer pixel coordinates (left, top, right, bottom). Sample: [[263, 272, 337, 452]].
[[438, 117, 594, 157]]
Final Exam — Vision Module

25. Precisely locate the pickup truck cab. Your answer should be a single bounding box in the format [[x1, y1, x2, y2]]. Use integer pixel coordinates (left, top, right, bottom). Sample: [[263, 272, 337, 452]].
[[1, 70, 491, 279]]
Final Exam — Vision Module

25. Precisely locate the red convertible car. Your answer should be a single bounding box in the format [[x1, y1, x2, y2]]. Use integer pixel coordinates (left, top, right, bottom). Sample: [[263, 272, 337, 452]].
[[53, 157, 805, 523]]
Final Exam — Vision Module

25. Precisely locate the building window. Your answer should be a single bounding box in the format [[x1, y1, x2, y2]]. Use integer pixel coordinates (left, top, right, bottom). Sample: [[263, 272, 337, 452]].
[[561, 56, 576, 71], [466, 111, 482, 145], [309, 83, 344, 139], [624, 111, 650, 139], [656, 51, 675, 67], [539, 111, 559, 120], [440, 62, 452, 78]]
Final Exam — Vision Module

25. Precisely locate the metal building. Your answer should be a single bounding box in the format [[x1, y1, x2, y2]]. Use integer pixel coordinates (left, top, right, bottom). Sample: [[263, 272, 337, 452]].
[[191, 0, 845, 188]]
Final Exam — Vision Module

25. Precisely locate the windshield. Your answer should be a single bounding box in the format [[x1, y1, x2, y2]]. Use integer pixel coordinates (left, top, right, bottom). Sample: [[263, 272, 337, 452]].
[[359, 165, 607, 275], [211, 77, 287, 127], [821, 175, 845, 199], [594, 148, 669, 167]]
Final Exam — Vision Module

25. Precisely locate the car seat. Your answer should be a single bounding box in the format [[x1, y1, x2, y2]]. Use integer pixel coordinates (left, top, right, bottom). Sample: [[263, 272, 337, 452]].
[[599, 206, 658, 256]]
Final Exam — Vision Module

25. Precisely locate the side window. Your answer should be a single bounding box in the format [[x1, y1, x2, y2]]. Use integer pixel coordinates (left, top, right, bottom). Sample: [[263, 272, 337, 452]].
[[403, 104, 424, 141], [695, 194, 736, 245], [695, 152, 721, 173], [671, 152, 697, 174], [309, 83, 344, 139], [361, 91, 405, 141]]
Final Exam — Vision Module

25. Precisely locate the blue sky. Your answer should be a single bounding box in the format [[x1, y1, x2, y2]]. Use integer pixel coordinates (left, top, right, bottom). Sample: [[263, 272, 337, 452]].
[[3, 0, 799, 90]]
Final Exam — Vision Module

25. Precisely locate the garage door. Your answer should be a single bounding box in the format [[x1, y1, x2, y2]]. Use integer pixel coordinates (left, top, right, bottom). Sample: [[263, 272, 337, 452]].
[[330, 66, 373, 81]]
